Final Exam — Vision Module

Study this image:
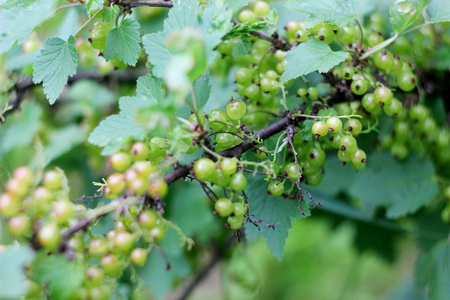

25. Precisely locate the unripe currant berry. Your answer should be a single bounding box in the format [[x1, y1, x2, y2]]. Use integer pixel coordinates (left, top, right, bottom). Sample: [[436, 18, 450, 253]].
[[43, 170, 63, 190], [215, 198, 234, 217], [268, 181, 284, 197], [148, 177, 169, 198], [13, 166, 34, 187], [326, 117, 343, 133], [107, 173, 126, 195], [37, 222, 61, 251], [373, 86, 393, 106], [226, 100, 247, 121], [397, 72, 417, 92], [131, 248, 148, 266], [0, 193, 21, 217], [109, 152, 132, 172], [194, 158, 216, 181], [254, 1, 271, 17], [227, 215, 244, 230], [8, 214, 31, 237], [220, 158, 238, 176], [344, 119, 363, 136], [100, 254, 122, 277], [88, 238, 109, 258], [351, 79, 369, 95], [312, 121, 328, 138], [114, 231, 134, 253], [229, 172, 247, 191], [138, 210, 158, 230], [130, 142, 150, 160]]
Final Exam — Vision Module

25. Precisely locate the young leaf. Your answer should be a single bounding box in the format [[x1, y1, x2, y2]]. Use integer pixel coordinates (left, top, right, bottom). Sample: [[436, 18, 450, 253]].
[[244, 177, 309, 260], [280, 39, 348, 82], [33, 254, 84, 300], [0, 0, 56, 54], [390, 0, 427, 33], [349, 152, 439, 218], [105, 18, 141, 65], [415, 241, 450, 300], [33, 36, 78, 104], [225, 0, 253, 12], [426, 0, 450, 24], [0, 246, 35, 299], [285, 0, 356, 28]]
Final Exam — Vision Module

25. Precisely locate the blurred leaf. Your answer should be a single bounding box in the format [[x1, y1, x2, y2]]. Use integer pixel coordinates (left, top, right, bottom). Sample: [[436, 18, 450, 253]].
[[426, 0, 450, 23], [349, 152, 439, 218], [301, 120, 314, 141], [232, 38, 251, 57], [137, 229, 190, 300], [142, 0, 200, 77], [225, 0, 252, 12], [415, 240, 450, 300], [168, 180, 219, 242], [57, 9, 79, 40], [33, 36, 78, 104], [86, 0, 104, 17], [143, 0, 232, 77], [280, 40, 348, 82], [390, 0, 427, 32], [33, 254, 84, 300], [67, 80, 116, 108], [136, 74, 165, 102], [189, 74, 211, 111], [0, 103, 42, 155], [0, 0, 56, 54], [0, 246, 35, 299], [105, 18, 141, 66], [244, 177, 310, 260], [88, 96, 148, 155], [285, 0, 356, 28], [44, 125, 86, 163]]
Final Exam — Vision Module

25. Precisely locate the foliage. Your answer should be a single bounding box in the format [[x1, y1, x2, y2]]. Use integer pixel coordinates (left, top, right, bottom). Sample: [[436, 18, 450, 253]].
[[0, 0, 449, 299]]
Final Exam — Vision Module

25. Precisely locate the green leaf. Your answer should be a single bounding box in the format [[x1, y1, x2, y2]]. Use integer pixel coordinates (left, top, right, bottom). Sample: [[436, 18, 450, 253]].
[[266, 9, 279, 34], [301, 120, 314, 141], [143, 0, 232, 77], [0, 0, 57, 54], [101, 5, 119, 23], [281, 39, 348, 82], [0, 103, 42, 155], [349, 152, 439, 218], [223, 21, 267, 40], [88, 96, 148, 155], [86, 0, 103, 17], [136, 74, 165, 102], [137, 229, 190, 300], [189, 73, 211, 110], [244, 177, 310, 260], [0, 246, 35, 299], [105, 18, 141, 65], [318, 107, 338, 116], [232, 38, 251, 57], [44, 125, 86, 163], [285, 0, 356, 28], [426, 0, 450, 23], [142, 0, 200, 77], [390, 0, 427, 32], [225, 0, 252, 12], [415, 241, 450, 300], [33, 36, 78, 104], [33, 254, 84, 300]]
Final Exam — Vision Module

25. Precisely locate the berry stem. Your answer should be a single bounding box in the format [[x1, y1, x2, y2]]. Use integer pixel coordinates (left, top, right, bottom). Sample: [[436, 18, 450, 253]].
[[360, 32, 399, 60]]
